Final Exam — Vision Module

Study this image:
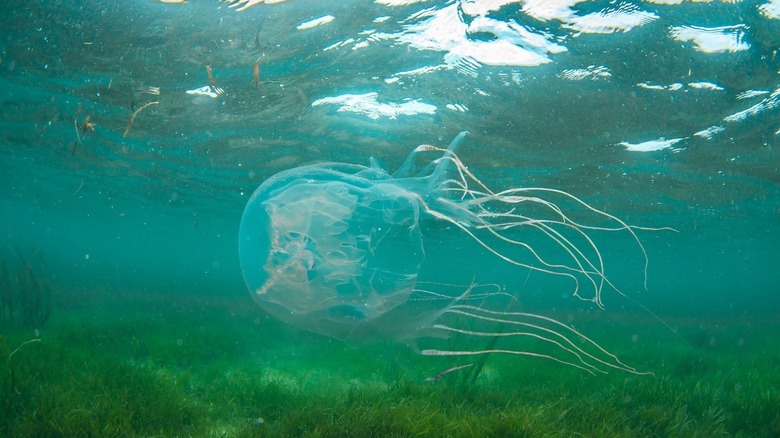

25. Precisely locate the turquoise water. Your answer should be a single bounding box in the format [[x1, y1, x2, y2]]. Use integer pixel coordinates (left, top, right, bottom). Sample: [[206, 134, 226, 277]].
[[1, 0, 778, 435]]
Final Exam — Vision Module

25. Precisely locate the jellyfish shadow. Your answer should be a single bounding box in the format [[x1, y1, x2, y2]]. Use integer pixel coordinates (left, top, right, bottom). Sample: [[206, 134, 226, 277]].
[[239, 132, 653, 376]]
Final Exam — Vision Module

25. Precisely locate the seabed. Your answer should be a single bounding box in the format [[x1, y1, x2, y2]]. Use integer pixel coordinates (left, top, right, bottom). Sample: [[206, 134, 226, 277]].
[[2, 289, 778, 437]]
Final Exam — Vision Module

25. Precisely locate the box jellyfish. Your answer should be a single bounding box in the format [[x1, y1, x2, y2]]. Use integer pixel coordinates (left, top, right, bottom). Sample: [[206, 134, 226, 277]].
[[239, 132, 652, 376]]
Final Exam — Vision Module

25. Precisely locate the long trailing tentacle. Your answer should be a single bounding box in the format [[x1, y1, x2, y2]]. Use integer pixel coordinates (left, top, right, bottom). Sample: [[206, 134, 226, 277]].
[[409, 134, 670, 376], [443, 304, 650, 375], [418, 141, 673, 300], [413, 282, 653, 376], [419, 199, 587, 295]]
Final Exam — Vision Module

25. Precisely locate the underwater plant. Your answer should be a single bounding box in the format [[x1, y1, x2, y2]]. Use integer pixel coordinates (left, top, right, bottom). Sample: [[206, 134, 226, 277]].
[[0, 257, 12, 324], [0, 248, 52, 329], [0, 336, 41, 395], [238, 132, 655, 377]]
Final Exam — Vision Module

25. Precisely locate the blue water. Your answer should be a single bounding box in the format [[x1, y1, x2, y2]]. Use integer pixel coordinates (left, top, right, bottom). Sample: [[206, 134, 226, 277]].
[[1, 0, 779, 434]]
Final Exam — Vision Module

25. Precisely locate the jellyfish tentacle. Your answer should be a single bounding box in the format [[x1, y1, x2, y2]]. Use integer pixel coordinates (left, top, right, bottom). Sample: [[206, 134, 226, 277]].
[[431, 322, 607, 374], [416, 279, 652, 375], [444, 305, 650, 375], [476, 204, 607, 277], [420, 199, 586, 297], [481, 216, 603, 297], [477, 213, 611, 305], [487, 221, 606, 305], [502, 186, 653, 290], [433, 193, 609, 304], [428, 145, 654, 303], [421, 348, 597, 375], [412, 287, 515, 303]]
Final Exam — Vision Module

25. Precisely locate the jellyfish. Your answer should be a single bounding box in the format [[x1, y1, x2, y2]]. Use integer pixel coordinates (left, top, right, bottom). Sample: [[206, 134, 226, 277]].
[[238, 132, 653, 376]]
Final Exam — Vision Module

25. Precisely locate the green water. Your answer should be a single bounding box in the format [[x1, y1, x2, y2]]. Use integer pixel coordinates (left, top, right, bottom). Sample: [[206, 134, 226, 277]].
[[2, 0, 779, 436]]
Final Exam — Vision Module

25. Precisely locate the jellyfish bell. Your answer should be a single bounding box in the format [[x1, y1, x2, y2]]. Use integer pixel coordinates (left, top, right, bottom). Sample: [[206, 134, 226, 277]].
[[239, 160, 433, 342], [239, 132, 655, 376]]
